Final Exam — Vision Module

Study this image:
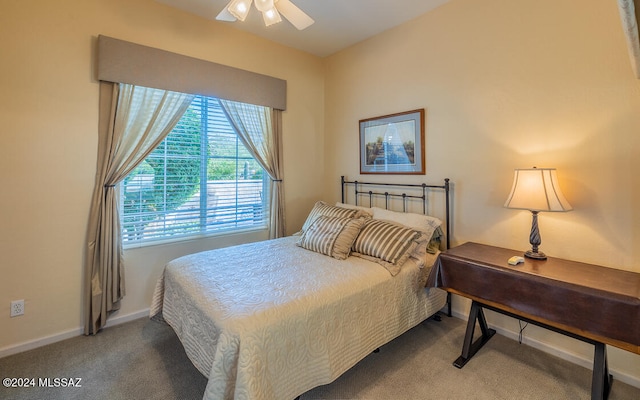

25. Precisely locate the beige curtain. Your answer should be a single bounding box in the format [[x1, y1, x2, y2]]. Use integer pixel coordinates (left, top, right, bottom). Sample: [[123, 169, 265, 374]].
[[219, 100, 286, 238], [618, 0, 640, 78], [84, 82, 194, 335]]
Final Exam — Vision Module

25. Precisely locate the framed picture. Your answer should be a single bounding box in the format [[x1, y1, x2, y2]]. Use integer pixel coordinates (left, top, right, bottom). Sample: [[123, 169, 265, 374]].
[[359, 109, 425, 174]]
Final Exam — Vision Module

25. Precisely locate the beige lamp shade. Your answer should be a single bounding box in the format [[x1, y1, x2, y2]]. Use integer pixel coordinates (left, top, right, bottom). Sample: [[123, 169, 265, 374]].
[[504, 168, 572, 212]]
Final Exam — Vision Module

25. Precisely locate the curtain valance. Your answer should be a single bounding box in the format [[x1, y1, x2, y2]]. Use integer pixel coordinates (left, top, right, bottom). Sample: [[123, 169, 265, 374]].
[[97, 35, 287, 110]]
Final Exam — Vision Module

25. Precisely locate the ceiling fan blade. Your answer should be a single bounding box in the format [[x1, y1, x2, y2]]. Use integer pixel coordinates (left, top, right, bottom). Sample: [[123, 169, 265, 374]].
[[216, 6, 238, 22], [276, 0, 314, 30]]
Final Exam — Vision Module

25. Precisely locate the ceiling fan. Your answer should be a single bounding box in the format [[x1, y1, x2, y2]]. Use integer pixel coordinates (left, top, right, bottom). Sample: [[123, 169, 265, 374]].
[[216, 0, 314, 30]]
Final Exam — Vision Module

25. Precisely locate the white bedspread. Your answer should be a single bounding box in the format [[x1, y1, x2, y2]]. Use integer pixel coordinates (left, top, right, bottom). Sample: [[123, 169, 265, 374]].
[[150, 236, 446, 400]]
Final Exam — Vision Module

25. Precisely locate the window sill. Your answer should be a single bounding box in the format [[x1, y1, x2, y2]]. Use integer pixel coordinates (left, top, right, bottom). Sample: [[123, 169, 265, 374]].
[[122, 226, 269, 251]]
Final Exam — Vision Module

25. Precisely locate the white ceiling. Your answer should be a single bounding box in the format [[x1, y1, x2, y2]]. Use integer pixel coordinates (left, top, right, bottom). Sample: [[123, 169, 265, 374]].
[[155, 0, 450, 57]]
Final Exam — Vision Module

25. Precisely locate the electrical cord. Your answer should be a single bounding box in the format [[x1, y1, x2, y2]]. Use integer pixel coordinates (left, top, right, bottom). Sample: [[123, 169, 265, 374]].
[[518, 320, 528, 344]]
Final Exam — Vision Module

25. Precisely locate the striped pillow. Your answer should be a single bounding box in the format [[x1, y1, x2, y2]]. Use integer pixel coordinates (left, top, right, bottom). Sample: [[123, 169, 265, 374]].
[[352, 219, 422, 275], [297, 216, 366, 259], [370, 208, 443, 269], [300, 201, 361, 233]]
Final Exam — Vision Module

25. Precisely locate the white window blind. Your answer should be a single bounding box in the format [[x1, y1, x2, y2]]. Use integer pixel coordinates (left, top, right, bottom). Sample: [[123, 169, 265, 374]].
[[121, 96, 269, 245]]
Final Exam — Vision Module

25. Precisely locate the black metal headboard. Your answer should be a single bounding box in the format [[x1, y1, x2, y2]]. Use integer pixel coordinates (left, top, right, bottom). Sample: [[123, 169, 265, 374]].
[[341, 176, 451, 250]]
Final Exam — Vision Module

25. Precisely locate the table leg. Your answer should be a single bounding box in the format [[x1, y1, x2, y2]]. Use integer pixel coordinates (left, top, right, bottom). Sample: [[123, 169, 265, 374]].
[[454, 301, 496, 368], [591, 342, 612, 400]]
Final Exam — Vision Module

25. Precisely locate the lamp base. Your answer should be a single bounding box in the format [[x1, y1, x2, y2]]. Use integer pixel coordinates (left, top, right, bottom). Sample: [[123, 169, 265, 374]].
[[525, 250, 547, 260]]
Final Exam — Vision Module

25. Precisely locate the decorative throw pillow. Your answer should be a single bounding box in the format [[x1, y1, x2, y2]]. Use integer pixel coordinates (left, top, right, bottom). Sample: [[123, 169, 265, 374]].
[[334, 202, 374, 217], [371, 207, 443, 268], [300, 201, 368, 234], [371, 207, 441, 239], [297, 216, 366, 260], [351, 219, 422, 275]]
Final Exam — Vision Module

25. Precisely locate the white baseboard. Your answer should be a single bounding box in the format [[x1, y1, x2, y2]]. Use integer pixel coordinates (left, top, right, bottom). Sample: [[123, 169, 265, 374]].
[[449, 310, 640, 389], [104, 308, 150, 329], [0, 308, 150, 359]]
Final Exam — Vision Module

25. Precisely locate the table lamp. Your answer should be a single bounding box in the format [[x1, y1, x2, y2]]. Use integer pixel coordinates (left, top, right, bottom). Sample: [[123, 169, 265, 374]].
[[504, 167, 572, 259]]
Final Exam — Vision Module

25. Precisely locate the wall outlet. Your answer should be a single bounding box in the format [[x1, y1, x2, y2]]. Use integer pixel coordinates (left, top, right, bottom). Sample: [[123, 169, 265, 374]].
[[10, 300, 24, 317]]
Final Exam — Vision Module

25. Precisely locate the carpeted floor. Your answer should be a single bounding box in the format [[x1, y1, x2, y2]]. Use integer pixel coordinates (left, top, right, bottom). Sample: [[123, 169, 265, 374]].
[[0, 315, 638, 400]]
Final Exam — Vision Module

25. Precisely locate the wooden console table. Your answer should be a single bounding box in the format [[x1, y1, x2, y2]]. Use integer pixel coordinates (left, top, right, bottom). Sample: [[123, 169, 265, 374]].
[[426, 242, 640, 400]]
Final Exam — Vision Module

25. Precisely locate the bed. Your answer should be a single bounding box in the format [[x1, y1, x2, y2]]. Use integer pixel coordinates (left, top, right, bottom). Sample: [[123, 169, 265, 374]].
[[150, 176, 452, 400]]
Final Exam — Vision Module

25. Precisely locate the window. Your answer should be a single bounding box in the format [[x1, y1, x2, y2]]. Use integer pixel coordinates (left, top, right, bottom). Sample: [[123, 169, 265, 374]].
[[121, 96, 269, 245]]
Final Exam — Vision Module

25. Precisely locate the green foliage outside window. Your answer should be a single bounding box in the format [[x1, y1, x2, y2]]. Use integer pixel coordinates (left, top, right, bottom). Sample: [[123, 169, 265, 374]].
[[123, 108, 201, 240], [121, 97, 267, 243], [207, 159, 263, 180]]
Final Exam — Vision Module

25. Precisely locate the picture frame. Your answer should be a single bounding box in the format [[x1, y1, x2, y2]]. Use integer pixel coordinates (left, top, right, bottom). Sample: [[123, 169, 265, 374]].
[[359, 109, 425, 175]]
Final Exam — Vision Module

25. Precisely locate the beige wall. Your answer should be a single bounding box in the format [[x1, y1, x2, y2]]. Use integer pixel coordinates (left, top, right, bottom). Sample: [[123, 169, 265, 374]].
[[324, 0, 639, 385], [0, 0, 325, 351]]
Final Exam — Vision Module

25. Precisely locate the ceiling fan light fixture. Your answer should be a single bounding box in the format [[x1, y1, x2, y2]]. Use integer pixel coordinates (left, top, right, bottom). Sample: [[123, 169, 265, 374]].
[[217, 0, 313, 30], [254, 0, 275, 12], [261, 7, 282, 26], [227, 0, 252, 21]]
